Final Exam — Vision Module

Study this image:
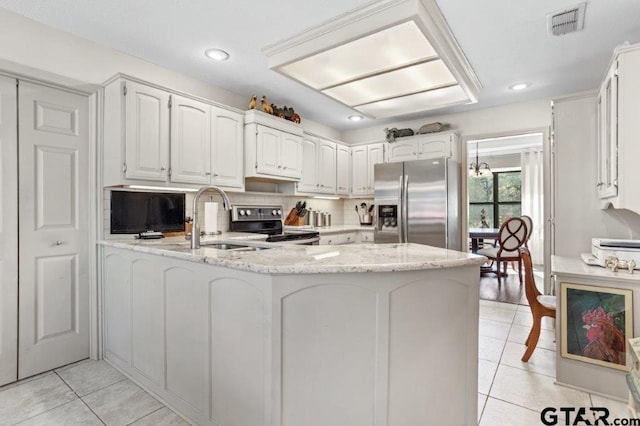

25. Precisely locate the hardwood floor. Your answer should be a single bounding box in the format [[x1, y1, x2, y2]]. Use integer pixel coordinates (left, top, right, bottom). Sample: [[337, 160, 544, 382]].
[[478, 265, 544, 305]]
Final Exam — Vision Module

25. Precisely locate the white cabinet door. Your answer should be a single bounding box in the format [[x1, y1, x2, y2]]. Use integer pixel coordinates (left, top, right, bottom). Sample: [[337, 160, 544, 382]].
[[298, 136, 319, 193], [256, 125, 281, 176], [211, 106, 244, 188], [170, 95, 211, 184], [338, 233, 356, 244], [359, 231, 374, 243], [336, 144, 350, 195], [124, 81, 170, 181], [318, 139, 337, 194], [367, 143, 385, 195], [18, 82, 89, 379], [418, 136, 448, 160], [351, 146, 368, 195], [280, 133, 303, 178], [0, 77, 17, 387], [597, 63, 618, 199], [387, 140, 417, 162]]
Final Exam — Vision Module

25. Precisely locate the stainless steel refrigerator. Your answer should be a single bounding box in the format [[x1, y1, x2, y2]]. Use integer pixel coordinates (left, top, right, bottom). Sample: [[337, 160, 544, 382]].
[[374, 158, 461, 250]]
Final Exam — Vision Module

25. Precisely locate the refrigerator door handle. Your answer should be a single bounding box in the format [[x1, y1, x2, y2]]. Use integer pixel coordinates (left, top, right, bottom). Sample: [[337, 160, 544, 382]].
[[403, 174, 409, 243], [397, 175, 404, 243]]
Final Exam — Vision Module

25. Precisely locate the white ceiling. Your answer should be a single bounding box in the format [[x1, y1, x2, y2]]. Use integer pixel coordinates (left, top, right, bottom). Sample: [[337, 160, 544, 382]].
[[1, 0, 639, 131]]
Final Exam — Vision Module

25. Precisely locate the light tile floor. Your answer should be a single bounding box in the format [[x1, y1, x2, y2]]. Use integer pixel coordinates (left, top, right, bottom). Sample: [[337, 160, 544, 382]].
[[0, 299, 632, 425], [477, 299, 631, 425], [0, 360, 189, 426]]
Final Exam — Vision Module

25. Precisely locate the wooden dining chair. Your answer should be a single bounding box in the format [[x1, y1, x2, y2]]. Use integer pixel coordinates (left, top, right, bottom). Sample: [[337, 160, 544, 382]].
[[520, 215, 533, 247], [520, 247, 556, 362], [477, 217, 528, 283]]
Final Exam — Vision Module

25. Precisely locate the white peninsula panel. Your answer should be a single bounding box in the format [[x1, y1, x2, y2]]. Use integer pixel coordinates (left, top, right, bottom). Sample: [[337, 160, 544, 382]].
[[101, 242, 483, 425]]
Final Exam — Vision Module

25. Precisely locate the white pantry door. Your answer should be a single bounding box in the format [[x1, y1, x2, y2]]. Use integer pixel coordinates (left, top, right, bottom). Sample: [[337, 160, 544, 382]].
[[18, 81, 89, 379], [0, 77, 18, 386]]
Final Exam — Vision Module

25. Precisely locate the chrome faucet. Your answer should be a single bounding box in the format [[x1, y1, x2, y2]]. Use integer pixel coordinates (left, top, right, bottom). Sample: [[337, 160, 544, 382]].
[[190, 185, 231, 249]]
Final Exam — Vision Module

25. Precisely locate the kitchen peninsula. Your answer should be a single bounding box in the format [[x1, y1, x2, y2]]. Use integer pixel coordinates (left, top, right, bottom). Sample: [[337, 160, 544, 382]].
[[100, 237, 485, 426]]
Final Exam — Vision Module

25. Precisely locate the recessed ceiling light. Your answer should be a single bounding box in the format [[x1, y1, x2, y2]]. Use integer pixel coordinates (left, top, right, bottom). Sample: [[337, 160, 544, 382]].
[[348, 115, 364, 121], [205, 48, 230, 61], [509, 82, 530, 91]]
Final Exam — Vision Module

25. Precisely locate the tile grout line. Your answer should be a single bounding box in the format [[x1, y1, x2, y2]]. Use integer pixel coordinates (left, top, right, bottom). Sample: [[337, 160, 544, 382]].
[[124, 406, 165, 426], [54, 369, 108, 426]]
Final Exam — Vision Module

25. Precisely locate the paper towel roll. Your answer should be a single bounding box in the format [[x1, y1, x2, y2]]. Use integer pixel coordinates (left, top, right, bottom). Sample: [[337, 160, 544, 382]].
[[203, 202, 218, 234]]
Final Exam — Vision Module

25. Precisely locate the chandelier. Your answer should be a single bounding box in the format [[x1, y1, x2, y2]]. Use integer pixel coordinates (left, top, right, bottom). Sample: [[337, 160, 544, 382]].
[[469, 142, 492, 178]]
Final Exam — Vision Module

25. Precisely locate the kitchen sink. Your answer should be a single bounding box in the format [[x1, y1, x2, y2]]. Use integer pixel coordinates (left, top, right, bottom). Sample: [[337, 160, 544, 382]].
[[200, 242, 271, 251]]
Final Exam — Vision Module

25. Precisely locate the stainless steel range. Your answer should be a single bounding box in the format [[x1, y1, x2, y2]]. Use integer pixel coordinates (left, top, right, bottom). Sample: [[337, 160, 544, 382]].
[[229, 205, 320, 245]]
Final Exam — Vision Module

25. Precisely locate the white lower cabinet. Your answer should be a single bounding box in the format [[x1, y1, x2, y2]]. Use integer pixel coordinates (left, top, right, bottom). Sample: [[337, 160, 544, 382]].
[[359, 231, 374, 243], [103, 247, 267, 426], [102, 245, 479, 426]]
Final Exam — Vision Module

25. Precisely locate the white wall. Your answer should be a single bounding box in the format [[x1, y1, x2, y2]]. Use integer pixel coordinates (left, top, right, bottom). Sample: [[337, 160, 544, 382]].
[[0, 8, 339, 139], [341, 98, 552, 145], [552, 93, 633, 257]]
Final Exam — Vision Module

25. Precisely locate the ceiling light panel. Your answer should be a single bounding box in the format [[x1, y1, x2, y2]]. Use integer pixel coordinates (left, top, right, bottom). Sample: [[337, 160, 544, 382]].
[[323, 59, 456, 106], [264, 0, 481, 119], [279, 21, 438, 90], [355, 85, 469, 118]]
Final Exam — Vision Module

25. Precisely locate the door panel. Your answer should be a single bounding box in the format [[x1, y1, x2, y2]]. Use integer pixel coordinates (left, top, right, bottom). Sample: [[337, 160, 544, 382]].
[[297, 137, 318, 192], [35, 255, 78, 342], [0, 76, 17, 386], [125, 82, 169, 181], [405, 159, 447, 248], [18, 81, 89, 379], [280, 133, 302, 178], [170, 96, 211, 184], [211, 107, 243, 188], [256, 126, 280, 175]]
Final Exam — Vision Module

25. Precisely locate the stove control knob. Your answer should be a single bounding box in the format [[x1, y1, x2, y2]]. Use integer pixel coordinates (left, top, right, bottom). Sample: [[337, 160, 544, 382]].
[[277, 209, 282, 215], [245, 209, 252, 216], [239, 210, 245, 216], [271, 210, 277, 215]]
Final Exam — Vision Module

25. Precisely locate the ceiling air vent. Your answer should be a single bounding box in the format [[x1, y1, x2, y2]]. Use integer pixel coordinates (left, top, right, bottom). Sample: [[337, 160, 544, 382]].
[[548, 3, 586, 36]]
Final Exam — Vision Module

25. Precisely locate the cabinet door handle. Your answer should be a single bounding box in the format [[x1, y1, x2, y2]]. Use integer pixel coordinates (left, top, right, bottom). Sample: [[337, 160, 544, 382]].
[[213, 173, 219, 177], [160, 166, 166, 171], [54, 240, 64, 246], [283, 166, 288, 170], [278, 165, 282, 169], [206, 172, 211, 176]]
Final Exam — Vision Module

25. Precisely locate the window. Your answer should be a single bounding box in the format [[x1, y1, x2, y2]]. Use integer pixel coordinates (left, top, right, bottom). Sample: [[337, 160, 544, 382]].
[[468, 171, 522, 228]]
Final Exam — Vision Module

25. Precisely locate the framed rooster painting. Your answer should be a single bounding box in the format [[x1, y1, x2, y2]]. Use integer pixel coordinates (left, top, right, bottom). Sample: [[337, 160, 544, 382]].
[[560, 282, 633, 371]]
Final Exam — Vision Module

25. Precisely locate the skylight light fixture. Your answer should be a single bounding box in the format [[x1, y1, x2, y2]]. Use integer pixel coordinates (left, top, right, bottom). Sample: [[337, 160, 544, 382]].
[[205, 48, 230, 61], [262, 0, 481, 120]]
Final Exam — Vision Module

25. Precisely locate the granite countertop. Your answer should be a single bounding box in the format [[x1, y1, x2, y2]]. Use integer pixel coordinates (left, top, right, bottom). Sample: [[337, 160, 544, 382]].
[[99, 234, 486, 274], [552, 255, 640, 282]]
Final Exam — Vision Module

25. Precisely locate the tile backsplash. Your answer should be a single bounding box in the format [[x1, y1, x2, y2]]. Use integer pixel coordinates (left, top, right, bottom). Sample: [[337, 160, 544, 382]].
[[103, 189, 372, 237]]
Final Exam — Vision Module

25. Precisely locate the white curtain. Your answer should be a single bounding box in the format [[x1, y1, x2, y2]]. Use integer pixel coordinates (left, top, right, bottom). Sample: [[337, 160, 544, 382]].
[[521, 149, 544, 265]]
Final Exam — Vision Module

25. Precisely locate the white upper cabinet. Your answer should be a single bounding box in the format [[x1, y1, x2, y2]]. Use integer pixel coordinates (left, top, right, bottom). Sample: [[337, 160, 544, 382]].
[[297, 136, 319, 193], [336, 144, 351, 196], [123, 81, 170, 181], [385, 131, 459, 163], [352, 143, 384, 196], [103, 77, 244, 190], [317, 138, 337, 193], [598, 43, 640, 213], [296, 135, 337, 194], [244, 110, 303, 181], [280, 132, 304, 179], [210, 106, 244, 188], [170, 95, 211, 184]]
